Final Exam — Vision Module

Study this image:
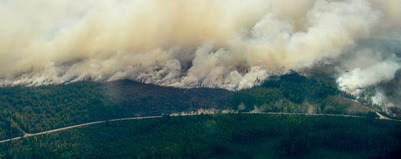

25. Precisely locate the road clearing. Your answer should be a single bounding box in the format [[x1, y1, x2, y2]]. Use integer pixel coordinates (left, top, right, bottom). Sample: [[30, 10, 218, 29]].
[[1, 111, 399, 144]]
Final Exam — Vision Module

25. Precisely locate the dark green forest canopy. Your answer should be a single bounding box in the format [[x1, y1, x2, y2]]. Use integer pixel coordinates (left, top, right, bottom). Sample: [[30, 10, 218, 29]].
[[1, 114, 400, 159], [0, 73, 398, 158], [230, 72, 338, 107], [0, 80, 232, 140], [227, 72, 376, 117], [0, 72, 382, 141]]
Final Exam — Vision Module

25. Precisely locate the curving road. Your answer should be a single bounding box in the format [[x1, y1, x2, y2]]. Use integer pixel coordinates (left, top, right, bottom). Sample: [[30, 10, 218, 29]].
[[0, 116, 161, 144], [1, 111, 399, 144]]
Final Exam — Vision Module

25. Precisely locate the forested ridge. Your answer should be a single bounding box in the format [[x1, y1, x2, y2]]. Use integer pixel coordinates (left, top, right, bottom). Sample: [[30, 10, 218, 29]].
[[0, 80, 232, 140], [0, 72, 382, 141], [227, 72, 378, 117], [0, 72, 396, 158]]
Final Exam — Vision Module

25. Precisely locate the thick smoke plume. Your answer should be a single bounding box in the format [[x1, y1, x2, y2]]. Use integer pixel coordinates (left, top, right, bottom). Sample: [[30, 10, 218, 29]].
[[1, 0, 401, 107], [335, 39, 401, 114]]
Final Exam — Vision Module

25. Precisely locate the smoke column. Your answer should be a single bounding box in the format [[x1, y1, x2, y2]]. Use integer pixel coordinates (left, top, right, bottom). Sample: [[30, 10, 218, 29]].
[[0, 0, 400, 100]]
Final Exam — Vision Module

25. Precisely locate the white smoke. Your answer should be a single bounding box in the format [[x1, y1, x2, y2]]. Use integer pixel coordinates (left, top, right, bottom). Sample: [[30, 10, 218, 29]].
[[337, 50, 401, 96], [0, 0, 400, 91]]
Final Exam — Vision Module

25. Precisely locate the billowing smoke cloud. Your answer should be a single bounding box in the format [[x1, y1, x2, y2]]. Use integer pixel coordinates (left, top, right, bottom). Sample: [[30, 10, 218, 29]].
[[337, 49, 401, 95], [0, 0, 400, 97]]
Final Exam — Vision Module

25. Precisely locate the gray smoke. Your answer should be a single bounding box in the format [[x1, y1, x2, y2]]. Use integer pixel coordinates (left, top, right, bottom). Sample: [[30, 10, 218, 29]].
[[1, 0, 401, 108], [334, 38, 401, 115]]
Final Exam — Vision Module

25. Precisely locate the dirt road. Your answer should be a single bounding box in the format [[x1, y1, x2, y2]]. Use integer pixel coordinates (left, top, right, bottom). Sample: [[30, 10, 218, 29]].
[[1, 112, 399, 144], [0, 116, 161, 144]]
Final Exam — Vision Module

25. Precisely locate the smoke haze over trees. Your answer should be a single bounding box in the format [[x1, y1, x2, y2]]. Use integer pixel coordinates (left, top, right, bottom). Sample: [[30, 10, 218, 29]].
[[1, 0, 401, 113]]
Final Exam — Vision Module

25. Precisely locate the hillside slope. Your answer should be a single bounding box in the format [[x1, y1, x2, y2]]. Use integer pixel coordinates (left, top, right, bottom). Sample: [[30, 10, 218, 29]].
[[0, 80, 233, 140], [107, 80, 233, 116], [0, 73, 388, 141]]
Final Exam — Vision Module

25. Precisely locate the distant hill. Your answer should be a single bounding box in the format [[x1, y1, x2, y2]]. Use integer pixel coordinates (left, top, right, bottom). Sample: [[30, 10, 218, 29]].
[[227, 72, 378, 117]]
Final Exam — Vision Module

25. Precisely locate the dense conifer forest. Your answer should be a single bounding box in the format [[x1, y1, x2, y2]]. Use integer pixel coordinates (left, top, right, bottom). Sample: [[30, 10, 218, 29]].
[[227, 72, 378, 117], [0, 73, 396, 158], [0, 73, 381, 141], [0, 80, 232, 140], [1, 114, 400, 158]]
